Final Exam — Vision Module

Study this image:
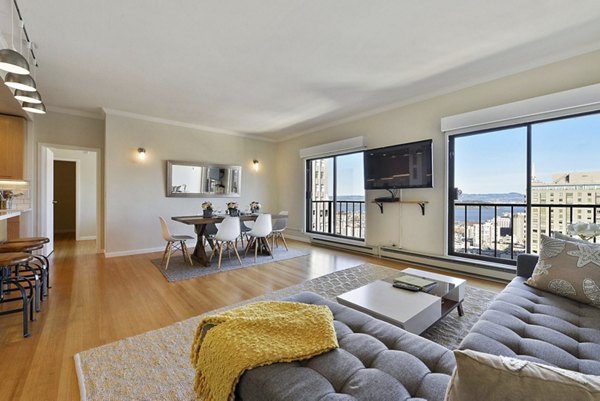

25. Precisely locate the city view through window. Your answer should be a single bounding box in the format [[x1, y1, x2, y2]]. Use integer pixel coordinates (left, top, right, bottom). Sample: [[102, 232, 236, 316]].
[[451, 112, 600, 263], [307, 152, 365, 240]]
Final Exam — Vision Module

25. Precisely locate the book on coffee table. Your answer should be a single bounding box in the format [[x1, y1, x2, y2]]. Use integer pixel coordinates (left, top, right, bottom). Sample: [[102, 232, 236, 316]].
[[393, 275, 437, 291]]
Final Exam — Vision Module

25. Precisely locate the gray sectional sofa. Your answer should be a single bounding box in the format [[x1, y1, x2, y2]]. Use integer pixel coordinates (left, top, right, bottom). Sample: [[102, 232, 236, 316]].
[[459, 254, 600, 375], [236, 254, 600, 400]]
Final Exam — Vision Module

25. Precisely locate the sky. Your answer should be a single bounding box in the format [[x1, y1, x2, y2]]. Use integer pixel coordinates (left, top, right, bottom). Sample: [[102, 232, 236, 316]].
[[454, 113, 600, 194]]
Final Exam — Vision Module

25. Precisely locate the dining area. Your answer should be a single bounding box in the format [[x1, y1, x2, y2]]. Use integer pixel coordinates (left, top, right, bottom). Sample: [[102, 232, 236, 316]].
[[162, 208, 289, 271]]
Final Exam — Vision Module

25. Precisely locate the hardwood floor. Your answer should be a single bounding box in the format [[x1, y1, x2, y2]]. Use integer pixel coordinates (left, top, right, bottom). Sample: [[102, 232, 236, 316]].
[[0, 234, 505, 401]]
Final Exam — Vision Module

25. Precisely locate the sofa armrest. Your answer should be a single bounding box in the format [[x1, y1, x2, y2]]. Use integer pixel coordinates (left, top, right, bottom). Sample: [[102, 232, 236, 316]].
[[516, 254, 538, 278]]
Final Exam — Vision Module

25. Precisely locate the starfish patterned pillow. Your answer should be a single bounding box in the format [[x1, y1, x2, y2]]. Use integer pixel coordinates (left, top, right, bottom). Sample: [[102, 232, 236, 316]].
[[527, 235, 600, 307]]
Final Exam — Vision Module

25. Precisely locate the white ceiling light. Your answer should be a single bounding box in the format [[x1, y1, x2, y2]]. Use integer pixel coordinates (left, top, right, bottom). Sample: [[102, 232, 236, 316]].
[[4, 72, 36, 91], [14, 89, 41, 103], [0, 49, 30, 75], [22, 101, 45, 114]]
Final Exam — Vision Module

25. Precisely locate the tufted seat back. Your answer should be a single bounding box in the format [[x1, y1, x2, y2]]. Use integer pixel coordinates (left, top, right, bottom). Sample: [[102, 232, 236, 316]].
[[459, 277, 600, 375], [237, 292, 455, 401]]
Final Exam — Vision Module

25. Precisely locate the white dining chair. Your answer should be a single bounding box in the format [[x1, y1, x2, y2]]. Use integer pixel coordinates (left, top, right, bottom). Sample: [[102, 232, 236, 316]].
[[270, 211, 289, 251], [209, 216, 242, 269], [244, 214, 273, 262], [159, 217, 194, 270]]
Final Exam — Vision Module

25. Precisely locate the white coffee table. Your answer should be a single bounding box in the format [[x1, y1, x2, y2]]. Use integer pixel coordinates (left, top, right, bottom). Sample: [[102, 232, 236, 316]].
[[336, 268, 466, 335]]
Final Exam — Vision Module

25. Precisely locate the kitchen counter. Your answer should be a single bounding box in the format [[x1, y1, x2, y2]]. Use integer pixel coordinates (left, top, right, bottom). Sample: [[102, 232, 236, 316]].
[[0, 209, 21, 220]]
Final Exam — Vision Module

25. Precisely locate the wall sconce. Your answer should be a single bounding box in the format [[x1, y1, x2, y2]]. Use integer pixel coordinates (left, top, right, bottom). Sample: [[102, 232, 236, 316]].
[[253, 159, 259, 171], [137, 147, 146, 160]]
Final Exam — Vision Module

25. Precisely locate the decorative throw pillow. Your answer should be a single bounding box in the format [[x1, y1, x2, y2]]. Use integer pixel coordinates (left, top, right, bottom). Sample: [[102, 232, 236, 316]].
[[527, 235, 600, 307], [444, 349, 600, 401]]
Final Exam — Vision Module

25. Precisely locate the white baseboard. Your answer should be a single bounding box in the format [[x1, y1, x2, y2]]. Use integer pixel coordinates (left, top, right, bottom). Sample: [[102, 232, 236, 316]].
[[77, 235, 96, 241], [104, 241, 197, 258]]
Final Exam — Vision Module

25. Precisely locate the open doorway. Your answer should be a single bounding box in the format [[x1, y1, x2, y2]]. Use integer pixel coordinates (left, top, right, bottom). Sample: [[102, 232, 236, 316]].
[[39, 144, 100, 253], [53, 160, 76, 239]]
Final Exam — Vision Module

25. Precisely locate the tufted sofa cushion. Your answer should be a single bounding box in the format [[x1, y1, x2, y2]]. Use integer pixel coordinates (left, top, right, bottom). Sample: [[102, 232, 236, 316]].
[[236, 292, 455, 401], [459, 276, 600, 375]]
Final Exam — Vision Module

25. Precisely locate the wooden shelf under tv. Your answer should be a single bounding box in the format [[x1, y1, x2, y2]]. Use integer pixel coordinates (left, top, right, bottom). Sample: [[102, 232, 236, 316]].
[[371, 199, 428, 215]]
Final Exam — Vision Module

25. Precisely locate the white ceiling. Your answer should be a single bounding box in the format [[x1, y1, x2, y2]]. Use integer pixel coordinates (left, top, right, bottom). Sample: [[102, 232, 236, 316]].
[[8, 0, 600, 140]]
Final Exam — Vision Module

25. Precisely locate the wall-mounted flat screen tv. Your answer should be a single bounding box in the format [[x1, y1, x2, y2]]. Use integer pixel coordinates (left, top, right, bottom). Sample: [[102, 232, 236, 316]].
[[363, 139, 433, 190]]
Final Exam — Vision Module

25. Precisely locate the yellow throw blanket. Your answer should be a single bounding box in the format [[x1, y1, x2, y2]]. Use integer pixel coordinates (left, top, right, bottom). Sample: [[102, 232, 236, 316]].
[[190, 301, 338, 401]]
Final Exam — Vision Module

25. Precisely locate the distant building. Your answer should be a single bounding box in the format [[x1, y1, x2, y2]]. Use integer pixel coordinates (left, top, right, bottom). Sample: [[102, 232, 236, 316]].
[[530, 171, 600, 252], [310, 160, 330, 232]]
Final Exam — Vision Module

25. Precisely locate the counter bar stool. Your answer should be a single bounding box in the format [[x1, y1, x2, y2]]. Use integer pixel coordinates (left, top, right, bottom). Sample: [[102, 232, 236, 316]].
[[1, 236, 51, 288], [0, 241, 47, 311], [0, 252, 35, 337]]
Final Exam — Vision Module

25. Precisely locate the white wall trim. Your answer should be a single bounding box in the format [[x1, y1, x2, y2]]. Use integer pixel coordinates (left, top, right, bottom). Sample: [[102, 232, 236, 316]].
[[78, 235, 96, 241], [102, 108, 277, 143], [46, 106, 105, 120], [104, 241, 196, 258], [299, 136, 366, 159], [441, 82, 600, 135]]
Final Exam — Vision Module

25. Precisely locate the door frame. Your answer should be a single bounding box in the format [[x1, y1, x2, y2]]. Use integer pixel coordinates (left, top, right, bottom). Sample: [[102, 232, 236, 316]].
[[38, 143, 102, 253]]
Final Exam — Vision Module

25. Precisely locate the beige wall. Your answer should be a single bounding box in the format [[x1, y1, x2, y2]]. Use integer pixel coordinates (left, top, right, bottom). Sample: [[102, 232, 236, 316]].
[[104, 114, 278, 255], [276, 50, 600, 256]]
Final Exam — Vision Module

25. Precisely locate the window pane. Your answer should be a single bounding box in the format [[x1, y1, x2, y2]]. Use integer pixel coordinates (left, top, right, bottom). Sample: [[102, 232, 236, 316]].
[[335, 153, 365, 238], [531, 113, 600, 250], [309, 158, 333, 234], [452, 127, 527, 260]]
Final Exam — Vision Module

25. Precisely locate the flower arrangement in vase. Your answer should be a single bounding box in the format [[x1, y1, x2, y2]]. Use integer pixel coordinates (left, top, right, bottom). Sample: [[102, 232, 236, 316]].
[[227, 201, 239, 216], [250, 201, 261, 214], [567, 222, 600, 241], [201, 201, 214, 218]]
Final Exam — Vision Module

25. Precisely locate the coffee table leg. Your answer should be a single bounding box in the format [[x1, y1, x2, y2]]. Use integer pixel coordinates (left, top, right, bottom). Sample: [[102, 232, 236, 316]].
[[457, 302, 464, 317]]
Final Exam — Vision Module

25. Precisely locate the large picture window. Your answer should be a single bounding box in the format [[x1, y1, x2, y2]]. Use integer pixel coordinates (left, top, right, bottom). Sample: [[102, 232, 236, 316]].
[[306, 152, 365, 240], [449, 112, 600, 264]]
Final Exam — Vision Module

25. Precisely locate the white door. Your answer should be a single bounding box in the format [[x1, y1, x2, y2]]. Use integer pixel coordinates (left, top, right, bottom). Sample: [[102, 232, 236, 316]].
[[41, 147, 55, 254]]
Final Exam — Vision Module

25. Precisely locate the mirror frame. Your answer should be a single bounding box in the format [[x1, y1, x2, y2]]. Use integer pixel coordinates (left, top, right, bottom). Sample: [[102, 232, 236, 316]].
[[166, 160, 242, 198]]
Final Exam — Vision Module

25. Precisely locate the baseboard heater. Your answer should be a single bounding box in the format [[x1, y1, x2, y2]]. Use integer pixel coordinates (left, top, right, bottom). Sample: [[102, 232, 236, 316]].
[[379, 246, 515, 282], [311, 237, 375, 256]]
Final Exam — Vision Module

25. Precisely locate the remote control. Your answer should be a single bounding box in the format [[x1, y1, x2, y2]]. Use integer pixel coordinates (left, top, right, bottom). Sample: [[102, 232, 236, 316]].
[[392, 282, 421, 291]]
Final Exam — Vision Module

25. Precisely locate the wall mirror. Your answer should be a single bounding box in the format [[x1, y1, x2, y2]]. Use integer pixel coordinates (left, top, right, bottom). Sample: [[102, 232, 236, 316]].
[[166, 160, 241, 197]]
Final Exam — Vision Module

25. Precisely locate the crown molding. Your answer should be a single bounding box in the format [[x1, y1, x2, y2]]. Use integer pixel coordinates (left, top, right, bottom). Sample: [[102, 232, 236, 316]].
[[102, 108, 277, 143], [46, 105, 104, 120]]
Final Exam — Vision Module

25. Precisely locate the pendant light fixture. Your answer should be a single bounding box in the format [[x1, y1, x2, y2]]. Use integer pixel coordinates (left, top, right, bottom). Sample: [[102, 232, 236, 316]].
[[22, 101, 45, 114], [0, 49, 30, 75], [14, 89, 41, 103], [4, 72, 36, 91], [0, 1, 30, 75]]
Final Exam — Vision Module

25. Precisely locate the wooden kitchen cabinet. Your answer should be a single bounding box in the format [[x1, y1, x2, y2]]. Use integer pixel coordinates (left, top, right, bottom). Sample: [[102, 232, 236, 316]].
[[7, 215, 20, 240], [0, 115, 25, 180]]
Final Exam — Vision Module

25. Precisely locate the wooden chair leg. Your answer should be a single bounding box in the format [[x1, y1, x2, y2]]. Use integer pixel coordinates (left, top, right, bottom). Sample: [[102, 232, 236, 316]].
[[164, 242, 173, 270], [183, 241, 193, 265], [280, 233, 288, 251], [217, 243, 224, 269], [209, 241, 218, 262], [254, 238, 259, 262], [262, 237, 274, 258], [161, 242, 170, 266], [244, 237, 254, 257], [233, 245, 242, 265]]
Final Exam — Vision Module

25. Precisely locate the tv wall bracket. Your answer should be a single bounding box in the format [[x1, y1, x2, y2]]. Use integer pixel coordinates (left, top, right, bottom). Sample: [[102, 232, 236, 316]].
[[372, 198, 428, 215]]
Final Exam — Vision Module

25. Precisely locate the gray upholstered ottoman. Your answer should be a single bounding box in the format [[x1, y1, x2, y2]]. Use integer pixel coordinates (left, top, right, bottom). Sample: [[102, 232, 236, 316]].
[[459, 254, 600, 375], [236, 292, 455, 401]]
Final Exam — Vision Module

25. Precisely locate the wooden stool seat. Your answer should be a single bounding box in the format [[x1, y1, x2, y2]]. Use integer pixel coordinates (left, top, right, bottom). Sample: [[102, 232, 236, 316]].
[[5, 237, 50, 245], [0, 242, 44, 253], [0, 252, 33, 266]]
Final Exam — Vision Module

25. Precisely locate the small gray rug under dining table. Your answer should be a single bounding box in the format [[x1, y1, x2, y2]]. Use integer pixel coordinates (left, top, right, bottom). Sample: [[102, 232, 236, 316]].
[[151, 246, 309, 282]]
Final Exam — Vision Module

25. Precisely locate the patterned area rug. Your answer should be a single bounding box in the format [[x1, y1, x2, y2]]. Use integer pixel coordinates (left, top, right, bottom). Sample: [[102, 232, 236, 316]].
[[151, 247, 309, 282], [74, 263, 499, 401]]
